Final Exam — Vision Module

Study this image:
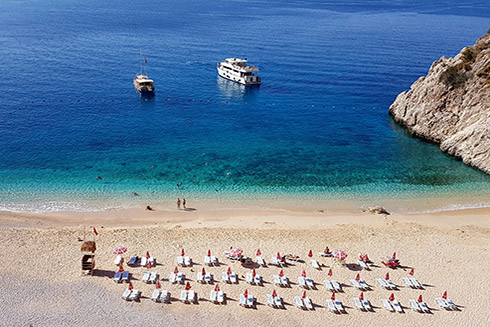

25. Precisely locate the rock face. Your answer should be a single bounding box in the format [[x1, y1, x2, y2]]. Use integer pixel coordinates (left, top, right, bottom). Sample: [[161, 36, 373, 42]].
[[389, 30, 490, 173]]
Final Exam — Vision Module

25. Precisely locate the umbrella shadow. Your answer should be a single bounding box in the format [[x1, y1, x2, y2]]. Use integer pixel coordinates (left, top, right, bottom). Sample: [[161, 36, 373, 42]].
[[93, 269, 115, 278], [346, 263, 362, 271]]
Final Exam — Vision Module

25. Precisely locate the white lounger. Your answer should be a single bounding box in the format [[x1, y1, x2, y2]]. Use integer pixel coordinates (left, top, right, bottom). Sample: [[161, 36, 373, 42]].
[[386, 279, 397, 289], [419, 301, 430, 313], [270, 257, 281, 266], [410, 277, 423, 289], [403, 277, 414, 288], [311, 259, 320, 269], [230, 273, 237, 284], [353, 297, 365, 311], [204, 256, 211, 266], [160, 290, 169, 303], [140, 257, 148, 267], [304, 296, 313, 310], [267, 294, 275, 307], [350, 279, 363, 290], [359, 279, 370, 290], [239, 293, 247, 307], [184, 256, 192, 266], [392, 299, 403, 313], [324, 279, 334, 291], [114, 255, 123, 266], [256, 256, 265, 266], [121, 289, 131, 301], [197, 272, 204, 283], [326, 299, 338, 313], [205, 272, 213, 284], [298, 276, 307, 289], [274, 296, 283, 308], [444, 298, 458, 310], [188, 290, 196, 303], [273, 275, 281, 286], [177, 256, 184, 266], [210, 290, 217, 303], [306, 278, 314, 289], [246, 272, 253, 284], [180, 290, 188, 302], [334, 300, 344, 313], [362, 299, 372, 311], [358, 259, 369, 270], [294, 296, 305, 309], [151, 289, 161, 302], [169, 272, 176, 283], [410, 299, 423, 312], [217, 291, 225, 304], [149, 272, 158, 283], [331, 280, 342, 292], [281, 276, 289, 287], [128, 289, 141, 301], [381, 299, 394, 312], [254, 275, 262, 285], [142, 271, 150, 283], [222, 271, 230, 283]]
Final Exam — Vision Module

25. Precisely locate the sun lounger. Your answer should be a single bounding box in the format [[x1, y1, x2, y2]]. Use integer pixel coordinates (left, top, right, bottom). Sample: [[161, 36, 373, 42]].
[[161, 290, 169, 303], [210, 290, 217, 303], [359, 279, 370, 290], [403, 277, 414, 288], [121, 271, 129, 283], [129, 289, 141, 301], [148, 257, 155, 266], [204, 256, 211, 266], [142, 271, 150, 283], [222, 271, 230, 283], [113, 271, 122, 283], [127, 256, 138, 266], [239, 293, 247, 307], [205, 272, 213, 283], [358, 259, 369, 270], [180, 290, 188, 302], [362, 299, 372, 311], [197, 272, 204, 283], [176, 273, 184, 283], [149, 272, 158, 283], [281, 276, 289, 287], [350, 279, 363, 290], [247, 295, 254, 307], [353, 297, 365, 310], [304, 297, 313, 310], [376, 278, 391, 289], [410, 299, 423, 312], [184, 256, 192, 266], [256, 256, 265, 266], [270, 257, 281, 266], [419, 301, 430, 313], [140, 256, 147, 267], [246, 272, 253, 284], [306, 278, 314, 289], [151, 289, 161, 302], [254, 275, 262, 285], [230, 273, 237, 284], [211, 256, 218, 265], [326, 299, 338, 313], [273, 275, 281, 286], [334, 300, 344, 312], [410, 277, 423, 289], [331, 280, 342, 292], [295, 296, 305, 309], [121, 289, 131, 301], [217, 291, 225, 304], [169, 272, 176, 283], [311, 259, 320, 269], [324, 280, 334, 291], [298, 276, 307, 289], [267, 294, 275, 307], [274, 296, 283, 308], [444, 298, 458, 310], [114, 255, 123, 266], [381, 299, 394, 312], [177, 256, 184, 266], [392, 299, 403, 313], [386, 279, 397, 289], [319, 252, 332, 257]]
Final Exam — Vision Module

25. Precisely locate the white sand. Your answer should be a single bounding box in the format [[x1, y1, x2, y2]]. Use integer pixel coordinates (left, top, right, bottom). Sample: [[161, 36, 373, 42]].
[[1, 206, 489, 327]]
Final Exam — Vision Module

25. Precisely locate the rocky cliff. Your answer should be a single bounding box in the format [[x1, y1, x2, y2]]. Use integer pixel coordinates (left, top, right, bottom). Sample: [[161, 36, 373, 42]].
[[389, 30, 490, 173]]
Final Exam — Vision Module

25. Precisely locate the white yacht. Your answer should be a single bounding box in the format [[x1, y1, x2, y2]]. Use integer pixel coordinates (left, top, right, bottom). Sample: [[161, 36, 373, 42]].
[[217, 58, 261, 85], [134, 49, 155, 93]]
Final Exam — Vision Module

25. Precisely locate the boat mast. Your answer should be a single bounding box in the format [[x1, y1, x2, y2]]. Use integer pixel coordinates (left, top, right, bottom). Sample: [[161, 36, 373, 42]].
[[139, 47, 143, 75]]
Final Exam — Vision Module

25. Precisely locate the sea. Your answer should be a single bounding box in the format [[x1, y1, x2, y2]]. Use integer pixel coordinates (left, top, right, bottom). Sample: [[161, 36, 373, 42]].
[[0, 0, 489, 213]]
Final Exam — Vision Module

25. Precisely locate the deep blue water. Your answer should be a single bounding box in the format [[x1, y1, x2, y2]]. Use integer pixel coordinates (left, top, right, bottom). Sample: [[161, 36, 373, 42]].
[[0, 0, 489, 212]]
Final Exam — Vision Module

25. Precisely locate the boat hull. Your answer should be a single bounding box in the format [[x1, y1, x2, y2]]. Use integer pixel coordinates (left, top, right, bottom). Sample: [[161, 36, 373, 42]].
[[217, 68, 261, 85]]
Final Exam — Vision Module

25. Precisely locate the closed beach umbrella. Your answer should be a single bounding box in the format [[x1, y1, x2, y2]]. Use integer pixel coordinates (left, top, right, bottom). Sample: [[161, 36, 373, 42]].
[[118, 264, 124, 273], [331, 292, 335, 301], [332, 250, 347, 260], [112, 246, 127, 255], [202, 267, 206, 275], [308, 250, 313, 258], [328, 269, 332, 277], [128, 282, 133, 290], [207, 249, 211, 256], [276, 252, 281, 259], [389, 293, 394, 301], [417, 295, 423, 303], [302, 291, 306, 299], [244, 289, 248, 298], [174, 267, 179, 274], [156, 280, 161, 289], [409, 268, 414, 276], [185, 282, 191, 290], [147, 262, 152, 269], [181, 249, 185, 256], [392, 252, 396, 260], [355, 273, 360, 281], [359, 292, 364, 301], [272, 289, 277, 298], [146, 251, 150, 259], [385, 272, 390, 280], [227, 267, 232, 275], [252, 269, 256, 277], [229, 248, 243, 257], [279, 270, 284, 278], [301, 270, 306, 278], [442, 291, 447, 300], [215, 284, 220, 292], [256, 249, 261, 256]]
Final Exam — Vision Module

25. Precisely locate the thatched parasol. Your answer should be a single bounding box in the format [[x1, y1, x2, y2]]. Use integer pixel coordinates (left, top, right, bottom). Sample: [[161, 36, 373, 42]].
[[81, 241, 96, 253]]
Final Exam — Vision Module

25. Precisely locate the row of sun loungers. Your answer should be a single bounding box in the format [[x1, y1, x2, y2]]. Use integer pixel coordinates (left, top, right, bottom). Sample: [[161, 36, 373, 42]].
[[177, 256, 192, 267], [376, 278, 397, 290], [353, 297, 372, 311], [197, 272, 214, 284], [298, 276, 315, 289], [326, 299, 345, 313], [142, 271, 159, 284], [435, 297, 458, 311], [222, 271, 238, 284], [403, 277, 423, 289], [350, 278, 370, 291], [126, 256, 156, 267], [273, 275, 289, 287], [180, 290, 197, 303], [266, 294, 284, 309], [245, 272, 262, 285], [122, 289, 141, 301], [113, 271, 130, 283], [168, 272, 184, 284], [357, 259, 370, 270], [151, 289, 170, 303], [324, 279, 342, 292], [409, 299, 431, 313], [294, 296, 314, 310], [239, 293, 255, 308]]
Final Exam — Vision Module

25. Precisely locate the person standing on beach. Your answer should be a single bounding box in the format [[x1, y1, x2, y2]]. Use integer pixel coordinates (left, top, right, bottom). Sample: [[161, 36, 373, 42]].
[[177, 198, 181, 209], [183, 198, 186, 210]]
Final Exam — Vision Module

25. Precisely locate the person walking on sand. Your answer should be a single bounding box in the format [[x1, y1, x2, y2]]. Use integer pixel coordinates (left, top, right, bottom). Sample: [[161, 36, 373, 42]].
[[183, 198, 186, 210], [177, 198, 181, 209]]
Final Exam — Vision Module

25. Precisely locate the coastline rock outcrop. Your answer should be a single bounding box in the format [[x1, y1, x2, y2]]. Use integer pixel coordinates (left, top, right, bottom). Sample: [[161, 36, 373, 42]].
[[389, 30, 490, 173]]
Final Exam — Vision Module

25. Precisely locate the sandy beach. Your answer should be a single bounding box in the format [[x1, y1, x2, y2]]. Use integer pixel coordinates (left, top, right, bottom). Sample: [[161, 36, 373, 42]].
[[1, 205, 489, 327]]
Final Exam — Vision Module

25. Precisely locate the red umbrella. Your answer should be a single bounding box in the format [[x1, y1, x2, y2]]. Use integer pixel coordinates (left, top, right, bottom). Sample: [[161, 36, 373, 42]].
[[389, 293, 395, 301], [181, 249, 185, 256], [128, 281, 133, 290], [442, 291, 447, 300], [328, 269, 332, 277], [244, 289, 248, 298], [276, 252, 281, 259], [302, 291, 306, 299], [308, 250, 313, 258], [279, 270, 284, 278], [365, 254, 369, 261], [359, 292, 364, 301], [146, 251, 150, 259], [409, 268, 414, 276], [215, 284, 220, 292], [252, 269, 256, 277], [355, 273, 360, 281], [118, 264, 124, 273], [256, 249, 261, 256], [112, 246, 127, 255], [418, 295, 423, 303], [147, 262, 152, 269], [227, 267, 231, 275], [207, 249, 211, 256], [301, 270, 306, 278], [332, 250, 347, 260], [156, 280, 161, 289], [174, 267, 179, 274], [229, 248, 243, 257], [392, 252, 396, 260], [385, 272, 390, 280], [331, 292, 335, 300], [185, 282, 191, 290], [272, 289, 277, 297], [202, 267, 206, 275]]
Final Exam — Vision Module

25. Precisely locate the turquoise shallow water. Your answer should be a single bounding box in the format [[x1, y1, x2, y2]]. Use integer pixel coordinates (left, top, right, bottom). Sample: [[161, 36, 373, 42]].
[[0, 0, 489, 212]]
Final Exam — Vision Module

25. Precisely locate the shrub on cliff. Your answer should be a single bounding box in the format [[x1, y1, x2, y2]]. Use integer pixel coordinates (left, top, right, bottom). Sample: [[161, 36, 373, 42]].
[[440, 66, 470, 89]]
